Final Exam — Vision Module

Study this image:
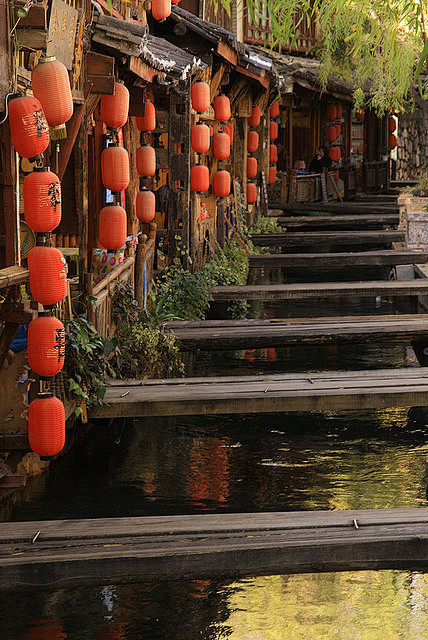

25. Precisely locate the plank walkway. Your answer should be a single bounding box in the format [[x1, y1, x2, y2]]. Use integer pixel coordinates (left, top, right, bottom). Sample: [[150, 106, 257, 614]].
[[269, 202, 399, 215], [251, 230, 404, 248], [168, 315, 428, 351], [3, 508, 428, 589], [90, 368, 428, 418], [277, 214, 399, 229], [249, 250, 428, 269], [212, 279, 428, 301]]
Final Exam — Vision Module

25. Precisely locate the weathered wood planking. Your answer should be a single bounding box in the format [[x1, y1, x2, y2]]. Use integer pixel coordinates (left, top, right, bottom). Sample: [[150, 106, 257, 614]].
[[269, 202, 399, 215], [251, 230, 405, 247], [167, 315, 428, 350], [212, 279, 428, 301], [90, 368, 428, 418], [3, 508, 428, 589], [0, 266, 29, 290], [249, 250, 428, 268], [277, 214, 399, 229]]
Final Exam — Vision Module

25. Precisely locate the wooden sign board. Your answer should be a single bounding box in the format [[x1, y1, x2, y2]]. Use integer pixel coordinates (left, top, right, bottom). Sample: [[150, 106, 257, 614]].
[[47, 0, 78, 70]]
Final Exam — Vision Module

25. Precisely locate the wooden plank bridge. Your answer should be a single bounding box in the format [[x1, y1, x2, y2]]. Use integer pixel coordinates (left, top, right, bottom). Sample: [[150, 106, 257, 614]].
[[168, 315, 428, 351], [90, 368, 428, 418], [2, 508, 428, 589], [269, 202, 399, 215], [249, 250, 428, 269], [251, 230, 404, 248], [277, 214, 399, 230]]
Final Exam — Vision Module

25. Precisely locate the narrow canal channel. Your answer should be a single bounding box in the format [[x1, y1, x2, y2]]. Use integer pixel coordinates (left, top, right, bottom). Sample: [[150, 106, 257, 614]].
[[3, 263, 428, 639]]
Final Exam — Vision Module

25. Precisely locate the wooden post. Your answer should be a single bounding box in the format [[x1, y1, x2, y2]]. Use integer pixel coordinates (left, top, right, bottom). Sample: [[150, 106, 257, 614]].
[[75, 117, 89, 280], [1, 122, 19, 266], [84, 272, 95, 325], [135, 232, 147, 308], [123, 118, 140, 238]]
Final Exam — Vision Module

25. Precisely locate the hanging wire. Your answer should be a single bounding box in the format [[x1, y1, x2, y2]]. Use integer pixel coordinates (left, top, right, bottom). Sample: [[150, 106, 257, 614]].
[[0, 93, 13, 125]]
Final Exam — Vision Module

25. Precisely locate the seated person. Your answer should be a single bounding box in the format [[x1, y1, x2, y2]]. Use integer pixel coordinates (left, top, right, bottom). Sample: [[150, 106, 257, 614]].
[[309, 146, 332, 173]]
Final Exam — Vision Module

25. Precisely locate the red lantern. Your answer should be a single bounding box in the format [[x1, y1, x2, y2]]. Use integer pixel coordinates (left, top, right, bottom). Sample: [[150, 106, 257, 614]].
[[326, 104, 337, 120], [8, 94, 49, 159], [269, 144, 278, 163], [191, 121, 210, 153], [248, 106, 261, 127], [172, 0, 181, 3], [246, 182, 257, 204], [247, 130, 259, 153], [213, 131, 230, 160], [100, 81, 129, 130], [28, 246, 67, 306], [23, 168, 61, 232], [389, 134, 397, 149], [31, 56, 73, 137], [268, 166, 276, 184], [329, 147, 341, 162], [388, 118, 396, 133], [270, 100, 280, 118], [213, 94, 231, 122], [101, 144, 130, 193], [28, 393, 65, 458], [336, 104, 342, 119], [98, 204, 127, 250], [136, 101, 156, 132], [28, 314, 65, 378], [225, 123, 234, 144], [136, 189, 156, 222], [247, 156, 257, 179], [137, 144, 156, 176], [191, 164, 209, 192], [152, 0, 171, 20], [335, 124, 341, 138], [191, 80, 210, 113], [214, 170, 230, 197], [270, 121, 278, 140], [326, 126, 337, 142]]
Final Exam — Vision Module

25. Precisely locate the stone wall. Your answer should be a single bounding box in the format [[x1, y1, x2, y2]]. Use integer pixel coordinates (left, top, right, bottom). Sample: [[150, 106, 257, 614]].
[[396, 108, 428, 181]]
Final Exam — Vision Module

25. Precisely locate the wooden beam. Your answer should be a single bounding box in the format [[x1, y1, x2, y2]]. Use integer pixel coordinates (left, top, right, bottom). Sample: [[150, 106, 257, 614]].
[[57, 105, 86, 181], [276, 214, 399, 229], [216, 41, 238, 66], [248, 249, 428, 268], [237, 66, 270, 89], [75, 118, 89, 276], [0, 266, 29, 289], [269, 202, 399, 215], [129, 57, 159, 83], [250, 230, 405, 247], [1, 122, 18, 266], [210, 63, 226, 102]]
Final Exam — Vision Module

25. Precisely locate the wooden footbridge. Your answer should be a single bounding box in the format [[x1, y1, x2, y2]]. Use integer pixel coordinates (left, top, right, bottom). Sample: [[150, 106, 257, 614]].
[[251, 230, 404, 248], [249, 249, 428, 269], [3, 508, 428, 589]]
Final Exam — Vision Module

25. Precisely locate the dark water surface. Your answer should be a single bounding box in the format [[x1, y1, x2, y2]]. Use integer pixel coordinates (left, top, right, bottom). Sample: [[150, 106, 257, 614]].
[[2, 264, 428, 639]]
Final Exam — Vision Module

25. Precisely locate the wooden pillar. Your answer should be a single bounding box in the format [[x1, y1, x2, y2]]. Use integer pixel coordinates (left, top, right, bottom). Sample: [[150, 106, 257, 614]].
[[88, 108, 104, 266], [1, 123, 19, 266], [75, 116, 89, 281], [135, 231, 147, 308], [123, 117, 140, 238]]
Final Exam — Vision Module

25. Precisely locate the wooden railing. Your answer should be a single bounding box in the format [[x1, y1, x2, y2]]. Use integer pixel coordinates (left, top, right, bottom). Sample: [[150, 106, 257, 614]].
[[243, 3, 316, 53]]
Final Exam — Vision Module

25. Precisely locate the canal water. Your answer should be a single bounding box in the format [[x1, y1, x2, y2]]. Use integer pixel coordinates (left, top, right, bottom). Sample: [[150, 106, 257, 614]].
[[3, 263, 428, 639]]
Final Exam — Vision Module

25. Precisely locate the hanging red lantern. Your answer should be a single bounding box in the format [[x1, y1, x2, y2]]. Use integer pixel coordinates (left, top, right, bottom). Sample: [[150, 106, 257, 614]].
[[388, 118, 396, 133], [225, 123, 234, 144], [98, 204, 127, 250], [329, 147, 341, 162], [269, 144, 278, 163], [191, 164, 209, 192], [270, 100, 280, 118], [336, 104, 342, 119], [326, 126, 337, 142], [191, 80, 210, 114], [213, 131, 230, 160], [214, 170, 230, 197], [247, 156, 257, 179], [268, 166, 276, 184], [388, 134, 397, 149], [246, 182, 257, 204], [137, 144, 156, 176], [326, 104, 336, 120], [28, 246, 67, 306], [23, 168, 61, 232], [31, 56, 73, 138], [136, 101, 156, 132], [28, 393, 65, 458], [28, 314, 65, 378], [8, 94, 49, 159], [247, 130, 259, 153], [270, 121, 278, 140], [213, 94, 231, 122], [191, 121, 210, 154], [335, 124, 341, 138], [136, 188, 156, 223], [101, 144, 130, 193], [248, 106, 261, 128], [152, 0, 171, 20], [100, 81, 129, 130], [171, 0, 181, 3]]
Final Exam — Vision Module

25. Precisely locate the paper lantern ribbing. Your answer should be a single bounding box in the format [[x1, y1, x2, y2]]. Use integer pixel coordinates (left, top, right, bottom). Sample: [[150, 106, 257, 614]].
[[31, 56, 73, 138], [246, 182, 257, 204], [152, 0, 171, 20], [388, 118, 397, 133], [191, 164, 209, 192], [28, 393, 65, 458], [28, 315, 65, 378], [326, 104, 337, 120], [136, 102, 156, 132], [8, 95, 49, 160], [213, 131, 230, 160], [28, 246, 67, 306], [329, 147, 341, 162], [214, 170, 230, 197], [100, 81, 129, 130], [270, 121, 278, 141], [268, 166, 276, 184], [137, 144, 156, 177], [191, 80, 210, 114], [101, 144, 130, 193], [247, 130, 259, 153], [247, 156, 257, 179], [136, 189, 156, 223], [23, 168, 61, 232], [326, 126, 337, 143], [269, 144, 278, 163], [270, 101, 280, 118], [213, 94, 231, 122], [389, 134, 397, 149], [191, 121, 210, 154], [248, 106, 261, 128], [99, 204, 127, 251]]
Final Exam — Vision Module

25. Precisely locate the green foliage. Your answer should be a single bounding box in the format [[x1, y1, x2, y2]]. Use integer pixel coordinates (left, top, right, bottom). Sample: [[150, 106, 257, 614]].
[[250, 214, 282, 235]]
